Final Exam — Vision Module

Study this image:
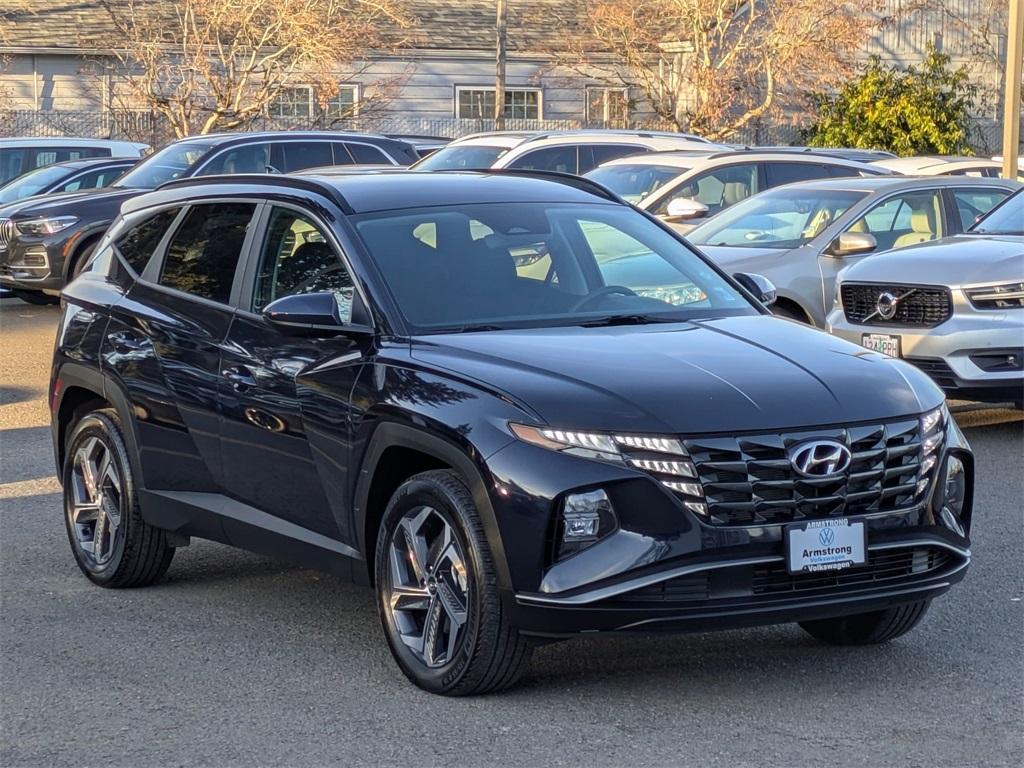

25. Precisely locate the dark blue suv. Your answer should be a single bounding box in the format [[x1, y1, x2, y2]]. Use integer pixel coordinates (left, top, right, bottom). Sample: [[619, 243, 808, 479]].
[[51, 171, 973, 694]]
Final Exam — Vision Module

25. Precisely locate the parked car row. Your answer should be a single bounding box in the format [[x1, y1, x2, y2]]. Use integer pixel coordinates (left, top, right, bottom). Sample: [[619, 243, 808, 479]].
[[1, 127, 1021, 408]]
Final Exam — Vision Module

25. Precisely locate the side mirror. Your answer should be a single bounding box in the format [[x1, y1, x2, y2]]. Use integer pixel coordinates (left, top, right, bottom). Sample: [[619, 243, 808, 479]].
[[828, 231, 877, 257], [733, 272, 777, 306], [262, 291, 373, 336], [664, 197, 710, 223]]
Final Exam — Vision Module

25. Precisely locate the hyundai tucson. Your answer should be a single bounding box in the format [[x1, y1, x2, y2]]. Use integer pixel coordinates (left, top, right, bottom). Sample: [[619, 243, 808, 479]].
[[51, 171, 973, 695]]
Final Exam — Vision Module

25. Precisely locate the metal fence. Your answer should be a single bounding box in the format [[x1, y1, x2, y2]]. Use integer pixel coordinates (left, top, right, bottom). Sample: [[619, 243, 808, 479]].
[[0, 109, 1009, 155]]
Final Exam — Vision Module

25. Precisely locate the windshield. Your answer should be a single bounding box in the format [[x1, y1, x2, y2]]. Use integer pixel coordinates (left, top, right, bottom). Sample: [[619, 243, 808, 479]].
[[972, 190, 1024, 234], [585, 164, 686, 203], [113, 140, 217, 189], [412, 145, 509, 171], [353, 202, 755, 333], [0, 164, 72, 203], [688, 187, 868, 249]]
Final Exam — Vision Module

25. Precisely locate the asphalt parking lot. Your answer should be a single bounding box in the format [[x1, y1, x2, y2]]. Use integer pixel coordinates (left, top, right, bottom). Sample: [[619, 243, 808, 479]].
[[1, 297, 1021, 768]]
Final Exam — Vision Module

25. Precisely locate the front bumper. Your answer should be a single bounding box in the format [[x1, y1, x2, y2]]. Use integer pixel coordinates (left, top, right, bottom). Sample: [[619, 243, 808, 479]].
[[508, 534, 968, 636], [827, 302, 1023, 403], [0, 240, 63, 294]]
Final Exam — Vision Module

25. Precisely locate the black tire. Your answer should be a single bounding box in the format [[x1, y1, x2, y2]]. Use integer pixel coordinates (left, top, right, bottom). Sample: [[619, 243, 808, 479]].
[[374, 469, 532, 695], [63, 408, 174, 588], [68, 242, 97, 281], [799, 600, 931, 645], [12, 289, 59, 306]]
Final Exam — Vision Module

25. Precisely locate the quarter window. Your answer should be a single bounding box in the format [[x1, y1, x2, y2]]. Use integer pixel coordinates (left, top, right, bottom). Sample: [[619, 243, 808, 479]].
[[346, 143, 390, 164], [114, 208, 181, 274], [159, 203, 256, 303], [764, 162, 834, 187], [252, 207, 354, 317]]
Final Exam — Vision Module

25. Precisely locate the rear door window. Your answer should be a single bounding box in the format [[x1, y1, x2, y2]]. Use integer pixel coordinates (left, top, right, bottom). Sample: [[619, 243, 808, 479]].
[[57, 166, 126, 193], [765, 162, 835, 187], [279, 141, 334, 172], [159, 203, 256, 303], [580, 144, 649, 174], [507, 146, 578, 174]]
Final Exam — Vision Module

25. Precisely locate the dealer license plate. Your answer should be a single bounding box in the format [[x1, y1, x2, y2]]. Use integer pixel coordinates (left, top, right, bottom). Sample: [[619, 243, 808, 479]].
[[785, 518, 867, 575], [862, 333, 901, 358]]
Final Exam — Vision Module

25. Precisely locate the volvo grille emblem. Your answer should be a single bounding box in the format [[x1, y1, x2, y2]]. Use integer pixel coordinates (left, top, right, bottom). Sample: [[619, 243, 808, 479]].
[[789, 440, 851, 478], [876, 291, 899, 320]]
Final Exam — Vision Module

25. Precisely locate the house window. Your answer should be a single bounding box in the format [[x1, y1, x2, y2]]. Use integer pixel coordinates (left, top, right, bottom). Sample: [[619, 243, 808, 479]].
[[272, 85, 359, 119], [325, 86, 359, 119], [586, 88, 629, 125], [272, 86, 314, 118], [456, 87, 541, 120]]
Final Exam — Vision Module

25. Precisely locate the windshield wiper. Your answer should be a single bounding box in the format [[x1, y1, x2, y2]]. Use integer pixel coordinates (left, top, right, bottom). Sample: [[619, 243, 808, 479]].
[[578, 314, 676, 328], [429, 323, 507, 334]]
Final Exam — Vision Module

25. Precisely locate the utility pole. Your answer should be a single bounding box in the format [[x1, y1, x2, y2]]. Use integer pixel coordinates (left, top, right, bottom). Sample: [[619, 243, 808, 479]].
[[1001, 0, 1023, 179], [495, 0, 507, 130]]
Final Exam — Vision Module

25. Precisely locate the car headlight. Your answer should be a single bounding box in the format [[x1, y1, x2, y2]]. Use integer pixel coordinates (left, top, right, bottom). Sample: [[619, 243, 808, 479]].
[[916, 404, 947, 495], [509, 423, 708, 517], [965, 281, 1024, 310], [15, 215, 79, 237]]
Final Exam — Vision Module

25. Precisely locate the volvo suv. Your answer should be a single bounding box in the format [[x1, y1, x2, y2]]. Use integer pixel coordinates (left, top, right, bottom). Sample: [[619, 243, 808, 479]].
[[51, 171, 973, 695]]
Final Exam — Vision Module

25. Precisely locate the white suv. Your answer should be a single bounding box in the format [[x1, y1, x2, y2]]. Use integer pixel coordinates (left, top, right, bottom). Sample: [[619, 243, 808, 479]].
[[412, 130, 725, 175], [0, 138, 150, 185]]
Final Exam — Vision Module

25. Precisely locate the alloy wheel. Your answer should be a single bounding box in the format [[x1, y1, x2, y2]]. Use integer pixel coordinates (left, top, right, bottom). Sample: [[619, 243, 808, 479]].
[[68, 436, 123, 566], [385, 505, 470, 668]]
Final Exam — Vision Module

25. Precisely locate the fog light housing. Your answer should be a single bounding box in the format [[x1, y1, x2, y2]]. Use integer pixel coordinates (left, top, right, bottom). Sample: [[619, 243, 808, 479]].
[[556, 489, 616, 561], [938, 455, 967, 536]]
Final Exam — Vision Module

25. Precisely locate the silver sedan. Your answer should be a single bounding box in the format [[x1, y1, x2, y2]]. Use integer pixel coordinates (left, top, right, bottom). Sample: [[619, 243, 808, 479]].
[[687, 176, 1019, 325]]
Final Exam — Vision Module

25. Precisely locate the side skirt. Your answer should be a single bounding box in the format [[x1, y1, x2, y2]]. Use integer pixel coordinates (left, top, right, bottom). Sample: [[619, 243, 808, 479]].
[[138, 489, 360, 580]]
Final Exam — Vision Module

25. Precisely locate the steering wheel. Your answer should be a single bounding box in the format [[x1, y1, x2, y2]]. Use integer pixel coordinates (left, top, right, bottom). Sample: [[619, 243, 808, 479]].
[[570, 285, 638, 311]]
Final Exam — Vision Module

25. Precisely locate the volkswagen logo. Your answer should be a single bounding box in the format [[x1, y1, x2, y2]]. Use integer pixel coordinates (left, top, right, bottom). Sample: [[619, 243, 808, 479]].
[[789, 440, 851, 478], [876, 291, 899, 320], [819, 527, 836, 546]]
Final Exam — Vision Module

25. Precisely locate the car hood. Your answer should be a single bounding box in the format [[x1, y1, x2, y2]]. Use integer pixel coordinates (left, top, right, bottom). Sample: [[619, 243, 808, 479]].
[[409, 315, 941, 434], [838, 234, 1024, 287], [0, 186, 142, 220]]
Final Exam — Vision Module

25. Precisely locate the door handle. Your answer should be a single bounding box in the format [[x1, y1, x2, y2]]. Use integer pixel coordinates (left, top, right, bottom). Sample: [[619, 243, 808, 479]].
[[222, 365, 257, 391]]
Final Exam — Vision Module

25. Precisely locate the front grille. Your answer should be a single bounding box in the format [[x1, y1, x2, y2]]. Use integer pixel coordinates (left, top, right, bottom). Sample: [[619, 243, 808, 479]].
[[609, 547, 953, 604], [681, 417, 927, 526], [841, 283, 952, 327], [0, 218, 12, 254], [752, 547, 951, 594]]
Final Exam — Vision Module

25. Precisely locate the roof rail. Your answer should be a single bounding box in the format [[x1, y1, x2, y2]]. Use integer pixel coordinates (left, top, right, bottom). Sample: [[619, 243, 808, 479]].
[[155, 173, 354, 213], [441, 167, 622, 203]]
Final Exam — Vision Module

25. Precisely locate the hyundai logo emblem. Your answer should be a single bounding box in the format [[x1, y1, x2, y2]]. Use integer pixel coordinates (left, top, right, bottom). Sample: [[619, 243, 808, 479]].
[[876, 291, 899, 320], [789, 440, 852, 477]]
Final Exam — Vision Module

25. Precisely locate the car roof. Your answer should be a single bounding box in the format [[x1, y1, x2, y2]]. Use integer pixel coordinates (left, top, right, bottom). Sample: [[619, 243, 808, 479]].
[[595, 150, 876, 170], [445, 129, 725, 152], [172, 130, 411, 147], [35, 156, 139, 172], [761, 175, 1019, 193], [131, 170, 618, 217], [870, 156, 1003, 174], [1, 137, 149, 150]]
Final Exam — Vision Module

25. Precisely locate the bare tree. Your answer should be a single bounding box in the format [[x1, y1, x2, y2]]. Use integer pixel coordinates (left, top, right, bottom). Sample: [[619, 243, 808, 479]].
[[98, 0, 412, 138], [561, 0, 881, 140]]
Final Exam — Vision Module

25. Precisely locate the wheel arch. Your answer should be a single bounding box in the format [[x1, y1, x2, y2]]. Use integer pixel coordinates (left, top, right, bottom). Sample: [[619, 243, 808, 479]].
[[354, 422, 512, 591], [60, 226, 109, 282]]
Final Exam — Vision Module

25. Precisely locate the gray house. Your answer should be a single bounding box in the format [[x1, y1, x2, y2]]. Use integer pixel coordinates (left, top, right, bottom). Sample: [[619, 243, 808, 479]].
[[0, 1, 1010, 143]]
